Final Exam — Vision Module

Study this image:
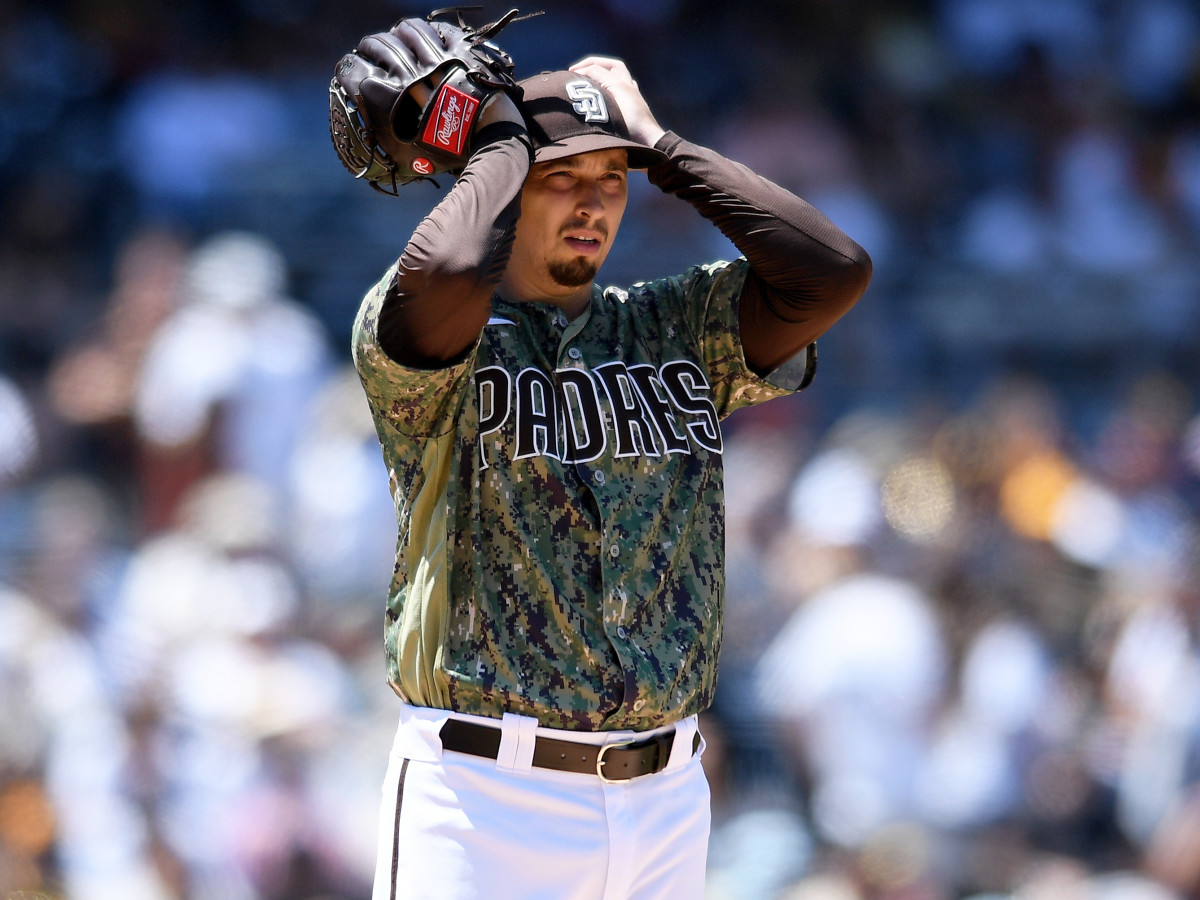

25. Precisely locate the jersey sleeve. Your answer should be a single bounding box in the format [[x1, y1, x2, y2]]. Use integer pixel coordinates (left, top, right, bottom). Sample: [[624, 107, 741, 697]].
[[667, 257, 810, 418], [353, 261, 479, 439]]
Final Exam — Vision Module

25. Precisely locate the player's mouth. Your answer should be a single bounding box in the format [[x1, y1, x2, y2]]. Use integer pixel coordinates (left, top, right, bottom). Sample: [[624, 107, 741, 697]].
[[563, 231, 605, 255]]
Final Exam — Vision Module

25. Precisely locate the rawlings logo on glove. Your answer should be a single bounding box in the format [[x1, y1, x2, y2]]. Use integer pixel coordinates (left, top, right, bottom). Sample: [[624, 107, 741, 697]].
[[423, 85, 480, 155]]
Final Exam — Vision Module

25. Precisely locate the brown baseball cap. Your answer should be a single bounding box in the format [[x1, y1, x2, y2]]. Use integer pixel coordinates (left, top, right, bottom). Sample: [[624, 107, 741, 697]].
[[518, 70, 669, 169]]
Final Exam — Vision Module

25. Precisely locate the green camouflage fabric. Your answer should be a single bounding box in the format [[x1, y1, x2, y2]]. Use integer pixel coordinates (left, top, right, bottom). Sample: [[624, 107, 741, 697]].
[[353, 257, 808, 731]]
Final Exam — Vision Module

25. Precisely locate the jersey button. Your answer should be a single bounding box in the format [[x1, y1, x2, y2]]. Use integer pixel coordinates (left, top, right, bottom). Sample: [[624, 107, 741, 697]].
[[593, 471, 606, 485], [633, 699, 646, 711], [616, 626, 627, 639], [567, 347, 582, 360], [609, 544, 620, 558]]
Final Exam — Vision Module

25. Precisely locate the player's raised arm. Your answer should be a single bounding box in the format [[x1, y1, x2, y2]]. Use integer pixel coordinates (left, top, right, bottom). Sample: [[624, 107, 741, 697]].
[[329, 14, 533, 368], [574, 56, 872, 377], [649, 134, 872, 376], [381, 96, 530, 368]]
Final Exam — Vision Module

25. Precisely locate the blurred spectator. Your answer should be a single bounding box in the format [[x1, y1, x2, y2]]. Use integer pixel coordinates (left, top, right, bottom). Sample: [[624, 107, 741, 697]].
[[115, 73, 293, 222], [132, 230, 332, 531]]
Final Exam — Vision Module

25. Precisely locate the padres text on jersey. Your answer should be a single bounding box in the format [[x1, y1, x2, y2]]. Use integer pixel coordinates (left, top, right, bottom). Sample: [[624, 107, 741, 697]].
[[473, 356, 722, 470]]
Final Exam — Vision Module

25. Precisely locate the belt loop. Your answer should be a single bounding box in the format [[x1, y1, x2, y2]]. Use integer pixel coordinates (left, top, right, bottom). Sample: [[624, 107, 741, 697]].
[[496, 712, 538, 773], [513, 715, 537, 773], [665, 716, 698, 771], [495, 713, 520, 771]]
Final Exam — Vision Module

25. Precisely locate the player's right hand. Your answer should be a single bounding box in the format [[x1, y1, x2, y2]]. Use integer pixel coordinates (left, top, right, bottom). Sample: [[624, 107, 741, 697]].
[[567, 56, 666, 149]]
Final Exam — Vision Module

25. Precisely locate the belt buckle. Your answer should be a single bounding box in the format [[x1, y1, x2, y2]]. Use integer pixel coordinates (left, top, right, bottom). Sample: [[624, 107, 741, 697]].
[[596, 739, 638, 784]]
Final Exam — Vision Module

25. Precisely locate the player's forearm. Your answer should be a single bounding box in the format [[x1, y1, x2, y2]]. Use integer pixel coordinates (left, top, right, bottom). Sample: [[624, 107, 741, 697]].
[[378, 127, 531, 367], [648, 132, 871, 286], [647, 132, 872, 368]]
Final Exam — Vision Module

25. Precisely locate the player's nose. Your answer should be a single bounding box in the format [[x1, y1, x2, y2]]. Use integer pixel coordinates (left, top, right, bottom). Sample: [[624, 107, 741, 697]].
[[574, 182, 607, 219]]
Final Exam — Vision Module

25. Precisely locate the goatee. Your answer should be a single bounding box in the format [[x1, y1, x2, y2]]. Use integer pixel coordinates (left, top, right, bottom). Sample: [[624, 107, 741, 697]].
[[548, 257, 598, 288]]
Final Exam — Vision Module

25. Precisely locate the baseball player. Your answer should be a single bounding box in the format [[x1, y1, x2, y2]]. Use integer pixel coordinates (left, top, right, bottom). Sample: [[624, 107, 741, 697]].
[[329, 12, 871, 899]]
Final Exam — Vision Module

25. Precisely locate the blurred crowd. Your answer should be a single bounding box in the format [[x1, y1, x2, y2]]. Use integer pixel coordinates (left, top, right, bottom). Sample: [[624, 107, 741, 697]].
[[1, 0, 1200, 898]]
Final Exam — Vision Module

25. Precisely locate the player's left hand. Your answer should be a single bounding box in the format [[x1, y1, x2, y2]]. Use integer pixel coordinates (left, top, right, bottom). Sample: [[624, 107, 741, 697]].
[[568, 57, 666, 149]]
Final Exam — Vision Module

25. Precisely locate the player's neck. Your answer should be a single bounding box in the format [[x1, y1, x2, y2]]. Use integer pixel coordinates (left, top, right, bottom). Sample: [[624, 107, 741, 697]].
[[497, 274, 593, 321]]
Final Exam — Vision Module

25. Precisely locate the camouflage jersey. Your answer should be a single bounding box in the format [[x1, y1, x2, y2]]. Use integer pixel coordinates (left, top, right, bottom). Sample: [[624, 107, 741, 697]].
[[353, 256, 813, 731]]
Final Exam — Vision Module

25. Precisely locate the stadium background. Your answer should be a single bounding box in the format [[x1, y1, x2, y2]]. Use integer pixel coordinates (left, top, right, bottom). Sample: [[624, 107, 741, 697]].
[[1, 0, 1200, 897]]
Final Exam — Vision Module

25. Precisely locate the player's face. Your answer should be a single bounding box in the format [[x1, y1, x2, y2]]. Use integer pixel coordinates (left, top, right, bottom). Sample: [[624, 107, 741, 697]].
[[506, 148, 629, 303]]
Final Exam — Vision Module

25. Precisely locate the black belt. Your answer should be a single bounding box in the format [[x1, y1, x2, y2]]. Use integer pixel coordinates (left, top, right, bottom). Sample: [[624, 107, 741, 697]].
[[439, 718, 700, 783]]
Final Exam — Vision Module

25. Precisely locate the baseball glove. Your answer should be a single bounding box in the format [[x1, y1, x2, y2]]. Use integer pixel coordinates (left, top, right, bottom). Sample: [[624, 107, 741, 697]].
[[329, 7, 532, 194]]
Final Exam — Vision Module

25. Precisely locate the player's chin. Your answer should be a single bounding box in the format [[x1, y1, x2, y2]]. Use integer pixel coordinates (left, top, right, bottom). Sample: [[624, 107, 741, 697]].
[[548, 257, 599, 288]]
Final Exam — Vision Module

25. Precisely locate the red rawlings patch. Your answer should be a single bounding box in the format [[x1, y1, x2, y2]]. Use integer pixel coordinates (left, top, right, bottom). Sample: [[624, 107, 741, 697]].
[[420, 84, 480, 156], [412, 157, 434, 175]]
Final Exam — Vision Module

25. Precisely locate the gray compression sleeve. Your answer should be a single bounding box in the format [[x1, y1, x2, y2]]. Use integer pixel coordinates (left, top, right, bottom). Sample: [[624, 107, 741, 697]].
[[647, 132, 872, 374], [376, 123, 532, 367]]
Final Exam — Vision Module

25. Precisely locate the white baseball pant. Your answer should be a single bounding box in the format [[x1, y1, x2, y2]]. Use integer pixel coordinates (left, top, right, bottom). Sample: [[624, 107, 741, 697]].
[[371, 703, 711, 900]]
